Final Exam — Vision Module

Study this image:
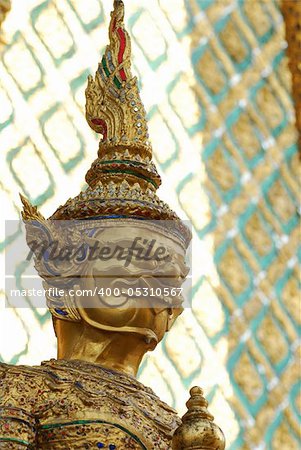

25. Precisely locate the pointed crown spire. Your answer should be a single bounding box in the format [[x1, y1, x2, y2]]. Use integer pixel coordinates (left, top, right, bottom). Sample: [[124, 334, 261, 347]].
[[86, 0, 152, 156], [83, 0, 161, 192]]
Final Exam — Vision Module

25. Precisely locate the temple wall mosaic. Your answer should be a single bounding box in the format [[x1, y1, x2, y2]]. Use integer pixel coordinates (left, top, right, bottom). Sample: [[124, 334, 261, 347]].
[[0, 0, 300, 448]]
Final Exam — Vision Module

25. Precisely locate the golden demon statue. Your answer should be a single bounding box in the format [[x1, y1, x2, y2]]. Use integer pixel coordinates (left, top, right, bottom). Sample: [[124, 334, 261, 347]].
[[0, 1, 225, 449]]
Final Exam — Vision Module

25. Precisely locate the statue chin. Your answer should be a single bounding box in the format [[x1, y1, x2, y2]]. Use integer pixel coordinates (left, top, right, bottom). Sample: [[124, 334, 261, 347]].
[[77, 303, 182, 349]]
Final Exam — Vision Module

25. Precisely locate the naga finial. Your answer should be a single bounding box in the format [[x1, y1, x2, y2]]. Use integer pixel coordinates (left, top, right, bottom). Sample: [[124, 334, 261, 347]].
[[85, 0, 151, 158], [19, 193, 45, 223]]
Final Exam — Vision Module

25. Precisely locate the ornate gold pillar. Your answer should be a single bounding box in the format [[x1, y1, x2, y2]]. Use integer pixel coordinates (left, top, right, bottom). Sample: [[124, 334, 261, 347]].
[[281, 0, 301, 154]]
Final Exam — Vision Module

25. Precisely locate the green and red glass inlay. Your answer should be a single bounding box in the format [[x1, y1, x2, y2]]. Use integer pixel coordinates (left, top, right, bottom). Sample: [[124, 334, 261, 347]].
[[117, 28, 127, 82], [99, 159, 146, 167], [91, 118, 108, 140], [102, 56, 122, 89], [103, 19, 127, 88], [100, 168, 157, 187]]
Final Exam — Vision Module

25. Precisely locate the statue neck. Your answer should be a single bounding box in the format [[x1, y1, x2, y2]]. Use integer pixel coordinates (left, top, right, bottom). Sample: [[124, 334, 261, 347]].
[[55, 320, 151, 378]]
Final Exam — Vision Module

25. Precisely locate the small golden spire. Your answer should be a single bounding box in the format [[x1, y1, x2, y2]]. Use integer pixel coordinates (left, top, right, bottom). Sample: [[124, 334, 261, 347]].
[[172, 386, 226, 450]]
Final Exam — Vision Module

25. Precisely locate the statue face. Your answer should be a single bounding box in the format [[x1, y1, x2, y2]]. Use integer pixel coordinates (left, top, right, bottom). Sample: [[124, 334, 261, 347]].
[[75, 225, 189, 346]]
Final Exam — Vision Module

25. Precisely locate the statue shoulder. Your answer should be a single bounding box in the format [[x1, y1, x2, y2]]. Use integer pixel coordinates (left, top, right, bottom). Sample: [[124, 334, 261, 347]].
[[0, 362, 40, 446], [0, 360, 46, 379], [0, 361, 49, 407]]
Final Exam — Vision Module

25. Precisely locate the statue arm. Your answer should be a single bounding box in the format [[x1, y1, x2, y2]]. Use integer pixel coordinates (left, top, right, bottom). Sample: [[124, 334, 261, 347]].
[[0, 364, 37, 448]]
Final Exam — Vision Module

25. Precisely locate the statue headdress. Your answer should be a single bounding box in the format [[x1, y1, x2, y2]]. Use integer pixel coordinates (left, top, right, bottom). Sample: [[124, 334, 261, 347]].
[[21, 0, 191, 321], [48, 0, 189, 237]]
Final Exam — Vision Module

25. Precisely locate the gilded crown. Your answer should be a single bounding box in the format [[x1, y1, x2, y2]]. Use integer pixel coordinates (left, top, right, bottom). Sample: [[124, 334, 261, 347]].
[[22, 0, 191, 250], [48, 0, 191, 247]]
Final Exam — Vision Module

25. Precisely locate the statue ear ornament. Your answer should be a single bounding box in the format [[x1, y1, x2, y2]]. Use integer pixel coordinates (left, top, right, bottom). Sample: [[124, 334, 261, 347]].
[[16, 1, 226, 449], [45, 281, 82, 322]]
